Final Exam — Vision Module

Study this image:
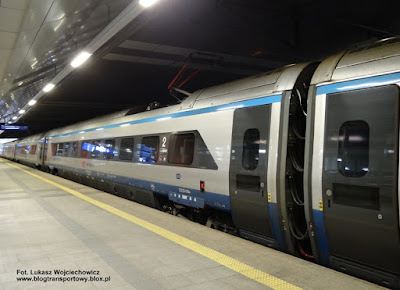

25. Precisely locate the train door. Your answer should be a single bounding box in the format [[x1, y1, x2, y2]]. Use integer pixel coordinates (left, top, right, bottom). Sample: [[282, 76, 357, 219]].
[[229, 105, 275, 247], [322, 85, 400, 282], [42, 137, 49, 166]]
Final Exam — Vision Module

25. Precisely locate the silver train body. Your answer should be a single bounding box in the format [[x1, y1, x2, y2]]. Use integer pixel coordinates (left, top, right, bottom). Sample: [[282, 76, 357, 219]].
[[2, 38, 400, 288]]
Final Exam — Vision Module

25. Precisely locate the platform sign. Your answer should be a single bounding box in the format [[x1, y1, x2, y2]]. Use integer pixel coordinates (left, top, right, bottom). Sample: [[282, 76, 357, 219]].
[[0, 125, 28, 130]]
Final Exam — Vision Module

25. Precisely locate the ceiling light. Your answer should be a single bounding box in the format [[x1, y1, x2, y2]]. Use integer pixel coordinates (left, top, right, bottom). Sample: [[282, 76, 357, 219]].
[[71, 51, 91, 68], [139, 0, 160, 7], [8, 121, 12, 124], [43, 83, 55, 92], [28, 100, 37, 106], [12, 116, 17, 120], [19, 109, 26, 114]]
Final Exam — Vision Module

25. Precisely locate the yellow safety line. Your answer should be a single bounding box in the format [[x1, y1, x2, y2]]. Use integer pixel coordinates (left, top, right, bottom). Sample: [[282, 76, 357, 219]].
[[3, 160, 302, 290]]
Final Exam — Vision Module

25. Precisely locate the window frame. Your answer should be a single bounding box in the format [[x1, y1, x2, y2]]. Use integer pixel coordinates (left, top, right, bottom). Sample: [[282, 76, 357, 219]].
[[167, 133, 195, 165], [139, 136, 160, 164]]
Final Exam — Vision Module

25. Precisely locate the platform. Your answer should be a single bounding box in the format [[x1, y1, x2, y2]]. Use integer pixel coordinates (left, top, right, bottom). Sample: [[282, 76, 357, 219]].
[[0, 159, 384, 289]]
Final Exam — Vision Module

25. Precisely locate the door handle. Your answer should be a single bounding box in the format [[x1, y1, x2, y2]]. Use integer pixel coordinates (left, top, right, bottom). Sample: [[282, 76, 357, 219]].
[[260, 182, 265, 197], [326, 189, 332, 208], [325, 189, 332, 196]]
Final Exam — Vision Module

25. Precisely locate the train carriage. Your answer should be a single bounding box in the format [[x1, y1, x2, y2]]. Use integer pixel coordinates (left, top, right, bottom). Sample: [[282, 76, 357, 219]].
[[2, 141, 16, 160], [13, 134, 44, 168], [42, 62, 317, 256], [305, 38, 400, 288]]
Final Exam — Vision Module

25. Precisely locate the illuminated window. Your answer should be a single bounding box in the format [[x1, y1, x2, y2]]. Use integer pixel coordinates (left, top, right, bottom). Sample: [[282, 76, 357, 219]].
[[103, 139, 115, 160], [120, 138, 134, 161], [139, 136, 159, 163]]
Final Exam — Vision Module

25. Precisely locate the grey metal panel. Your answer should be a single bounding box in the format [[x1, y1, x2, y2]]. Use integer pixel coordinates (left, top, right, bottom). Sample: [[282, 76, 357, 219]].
[[337, 38, 400, 69], [190, 64, 310, 110], [310, 52, 345, 85], [276, 90, 293, 254], [267, 102, 281, 204], [192, 85, 278, 109], [274, 63, 310, 92], [179, 90, 203, 110], [303, 85, 320, 262], [311, 93, 326, 211], [332, 55, 400, 82], [313, 38, 400, 86], [195, 70, 281, 101]]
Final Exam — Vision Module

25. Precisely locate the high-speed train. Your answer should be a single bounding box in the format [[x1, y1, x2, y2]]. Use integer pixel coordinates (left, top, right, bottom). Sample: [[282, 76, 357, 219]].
[[2, 38, 400, 288]]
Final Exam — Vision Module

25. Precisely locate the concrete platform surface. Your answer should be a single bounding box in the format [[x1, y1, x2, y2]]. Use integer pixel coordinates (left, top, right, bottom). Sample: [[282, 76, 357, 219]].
[[0, 159, 385, 289]]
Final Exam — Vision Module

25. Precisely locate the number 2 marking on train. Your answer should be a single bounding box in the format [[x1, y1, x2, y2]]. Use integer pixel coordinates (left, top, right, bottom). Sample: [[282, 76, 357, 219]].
[[162, 137, 167, 147]]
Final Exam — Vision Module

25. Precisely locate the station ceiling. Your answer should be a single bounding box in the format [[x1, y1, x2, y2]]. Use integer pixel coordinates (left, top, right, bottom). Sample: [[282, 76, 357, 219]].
[[1, 0, 400, 138]]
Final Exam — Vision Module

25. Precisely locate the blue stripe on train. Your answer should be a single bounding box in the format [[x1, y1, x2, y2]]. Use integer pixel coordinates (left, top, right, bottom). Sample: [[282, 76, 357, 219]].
[[268, 202, 285, 251], [313, 209, 330, 266], [54, 163, 232, 211], [50, 94, 282, 138], [317, 71, 400, 95]]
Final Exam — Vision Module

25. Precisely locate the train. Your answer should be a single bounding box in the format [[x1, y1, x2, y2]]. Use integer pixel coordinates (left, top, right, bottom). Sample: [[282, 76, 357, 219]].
[[1, 37, 400, 288]]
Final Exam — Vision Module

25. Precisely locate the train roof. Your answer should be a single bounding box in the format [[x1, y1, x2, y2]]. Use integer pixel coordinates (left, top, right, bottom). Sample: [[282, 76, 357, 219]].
[[180, 62, 310, 110], [311, 37, 400, 85], [16, 132, 47, 143], [46, 62, 311, 137]]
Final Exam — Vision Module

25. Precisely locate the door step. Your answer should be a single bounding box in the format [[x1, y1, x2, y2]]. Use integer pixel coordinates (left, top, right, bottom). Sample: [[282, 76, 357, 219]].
[[330, 255, 400, 289], [239, 229, 278, 249]]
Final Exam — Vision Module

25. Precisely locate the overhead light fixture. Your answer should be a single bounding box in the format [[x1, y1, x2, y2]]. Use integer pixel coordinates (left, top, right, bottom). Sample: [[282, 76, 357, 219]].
[[12, 116, 17, 120], [139, 0, 160, 7], [71, 51, 91, 68], [19, 109, 26, 114], [28, 100, 37, 106], [8, 121, 12, 124], [43, 83, 55, 92]]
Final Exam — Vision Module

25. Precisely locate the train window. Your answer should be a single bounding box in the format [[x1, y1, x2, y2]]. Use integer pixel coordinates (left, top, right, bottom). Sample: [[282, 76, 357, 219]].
[[120, 138, 135, 161], [139, 136, 159, 163], [63, 143, 70, 157], [91, 140, 101, 159], [81, 141, 94, 158], [31, 145, 37, 155], [56, 143, 64, 156], [71, 142, 78, 157], [168, 133, 195, 165], [242, 128, 260, 170], [16, 144, 22, 155], [338, 120, 369, 177], [24, 146, 31, 155], [51, 144, 56, 156], [63, 142, 77, 157], [102, 139, 115, 160]]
